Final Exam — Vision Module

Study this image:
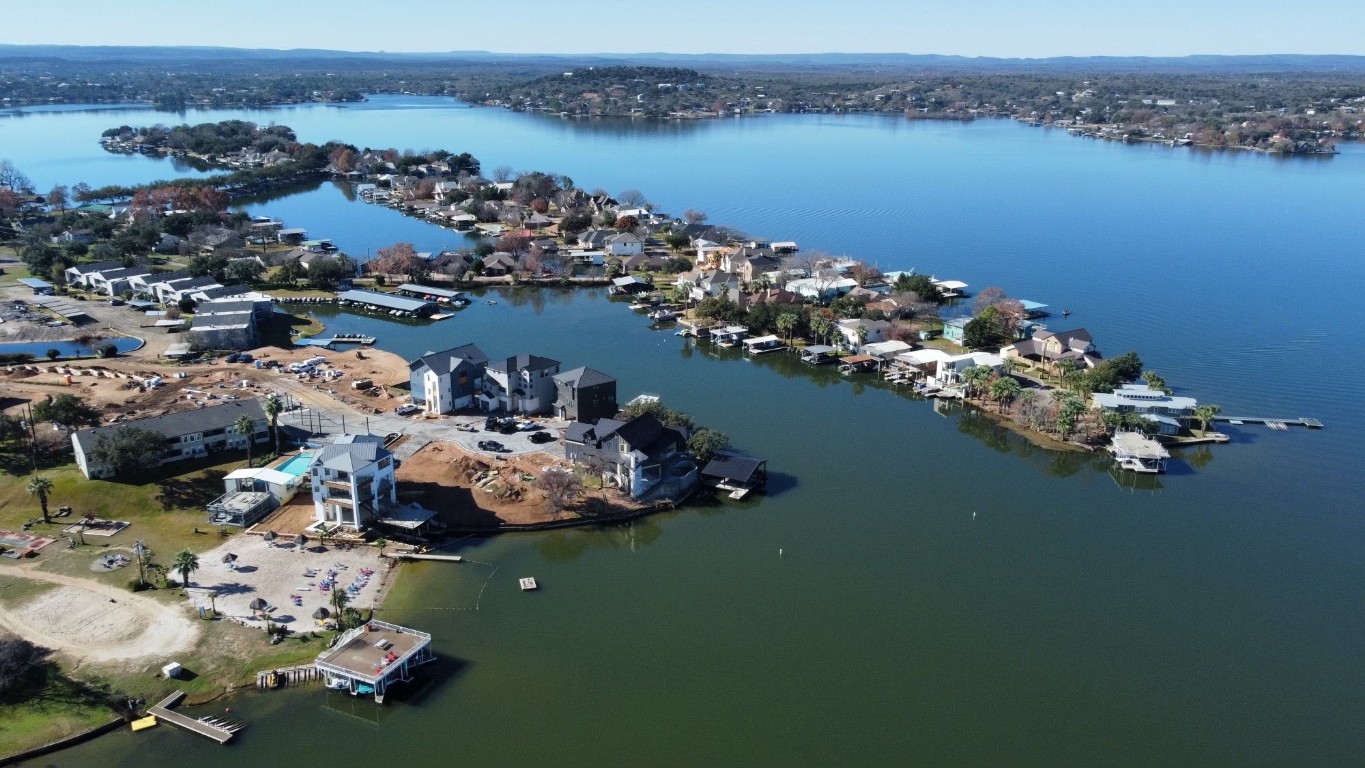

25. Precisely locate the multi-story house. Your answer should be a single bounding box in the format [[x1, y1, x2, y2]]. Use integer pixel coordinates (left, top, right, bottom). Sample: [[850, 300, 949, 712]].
[[409, 343, 489, 414], [481, 354, 561, 414], [309, 434, 397, 531]]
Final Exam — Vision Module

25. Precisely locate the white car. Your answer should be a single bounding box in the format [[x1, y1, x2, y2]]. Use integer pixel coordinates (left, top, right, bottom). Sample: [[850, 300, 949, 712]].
[[394, 404, 420, 415]]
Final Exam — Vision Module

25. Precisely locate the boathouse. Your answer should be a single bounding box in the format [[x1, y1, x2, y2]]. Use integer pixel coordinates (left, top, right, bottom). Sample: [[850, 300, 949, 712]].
[[315, 620, 434, 704], [701, 451, 769, 499], [1109, 432, 1170, 474], [338, 289, 437, 317]]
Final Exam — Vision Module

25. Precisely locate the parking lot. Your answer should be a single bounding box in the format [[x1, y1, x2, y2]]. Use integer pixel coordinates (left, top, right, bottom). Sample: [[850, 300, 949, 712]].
[[422, 413, 569, 459]]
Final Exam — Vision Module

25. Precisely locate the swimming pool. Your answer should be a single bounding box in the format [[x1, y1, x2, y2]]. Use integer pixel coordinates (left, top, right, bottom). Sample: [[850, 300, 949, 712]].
[[275, 453, 315, 476]]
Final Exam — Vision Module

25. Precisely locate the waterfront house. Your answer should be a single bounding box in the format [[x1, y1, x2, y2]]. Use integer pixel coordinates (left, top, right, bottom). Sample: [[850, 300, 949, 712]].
[[480, 252, 519, 276], [1002, 328, 1100, 369], [1091, 383, 1197, 435], [579, 229, 616, 250], [835, 319, 891, 349], [747, 287, 804, 306], [564, 413, 687, 498], [785, 274, 858, 302], [678, 269, 744, 304], [72, 400, 268, 480], [934, 352, 1004, 387], [309, 434, 397, 531], [482, 354, 561, 414], [161, 276, 224, 305], [409, 343, 489, 414], [552, 367, 619, 423], [605, 232, 645, 256], [799, 345, 837, 365]]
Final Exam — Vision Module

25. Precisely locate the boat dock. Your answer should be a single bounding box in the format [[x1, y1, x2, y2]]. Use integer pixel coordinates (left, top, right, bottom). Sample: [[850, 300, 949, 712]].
[[1215, 416, 1324, 429], [385, 551, 464, 563], [295, 334, 377, 349], [146, 692, 243, 744]]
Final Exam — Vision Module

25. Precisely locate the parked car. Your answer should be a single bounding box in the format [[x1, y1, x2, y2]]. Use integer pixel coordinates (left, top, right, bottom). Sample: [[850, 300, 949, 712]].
[[394, 404, 420, 415], [528, 430, 555, 444], [477, 440, 507, 452]]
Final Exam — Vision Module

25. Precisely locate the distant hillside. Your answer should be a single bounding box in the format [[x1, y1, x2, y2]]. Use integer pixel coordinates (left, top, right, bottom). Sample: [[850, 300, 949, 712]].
[[2, 45, 1364, 74]]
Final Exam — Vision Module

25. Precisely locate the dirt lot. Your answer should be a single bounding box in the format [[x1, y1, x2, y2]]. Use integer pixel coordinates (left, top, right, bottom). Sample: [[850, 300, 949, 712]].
[[0, 344, 413, 425], [0, 566, 200, 666], [396, 441, 627, 528]]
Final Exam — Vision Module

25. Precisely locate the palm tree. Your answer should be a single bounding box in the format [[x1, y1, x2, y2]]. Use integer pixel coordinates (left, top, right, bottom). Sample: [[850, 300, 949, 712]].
[[317, 524, 334, 551], [990, 376, 1021, 410], [264, 394, 283, 457], [207, 590, 219, 616], [26, 475, 53, 524], [775, 313, 797, 346], [1001, 357, 1021, 376], [1054, 358, 1077, 387], [1193, 404, 1222, 434], [1142, 370, 1172, 395], [172, 549, 199, 592], [235, 415, 256, 467], [329, 585, 351, 630], [375, 537, 389, 557], [960, 365, 992, 400], [809, 315, 831, 346]]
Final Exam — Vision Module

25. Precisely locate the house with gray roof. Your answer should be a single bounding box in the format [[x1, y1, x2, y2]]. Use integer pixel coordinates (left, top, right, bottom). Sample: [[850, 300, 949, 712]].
[[308, 434, 397, 531], [1002, 328, 1101, 369], [482, 354, 561, 414], [552, 367, 618, 423], [72, 399, 267, 479], [408, 343, 489, 413], [564, 414, 686, 498], [1091, 384, 1198, 435]]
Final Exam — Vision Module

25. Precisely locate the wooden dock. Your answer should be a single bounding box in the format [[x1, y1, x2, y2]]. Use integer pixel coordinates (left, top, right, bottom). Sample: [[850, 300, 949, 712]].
[[385, 551, 464, 563], [146, 692, 242, 744], [256, 664, 321, 690], [1215, 416, 1324, 429]]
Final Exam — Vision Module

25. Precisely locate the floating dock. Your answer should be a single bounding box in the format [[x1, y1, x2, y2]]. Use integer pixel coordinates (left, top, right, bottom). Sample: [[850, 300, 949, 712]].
[[520, 577, 538, 591], [145, 692, 243, 744]]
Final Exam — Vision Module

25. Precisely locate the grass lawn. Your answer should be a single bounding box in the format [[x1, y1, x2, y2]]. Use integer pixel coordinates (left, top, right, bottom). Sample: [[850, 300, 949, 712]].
[[0, 680, 114, 759], [0, 454, 254, 587], [0, 261, 34, 288]]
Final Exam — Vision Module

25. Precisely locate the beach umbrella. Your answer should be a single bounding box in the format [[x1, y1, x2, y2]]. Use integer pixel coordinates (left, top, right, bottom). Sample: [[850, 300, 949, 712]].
[[294, 533, 308, 549], [264, 530, 277, 546], [249, 598, 268, 611], [221, 553, 238, 563], [312, 607, 330, 620]]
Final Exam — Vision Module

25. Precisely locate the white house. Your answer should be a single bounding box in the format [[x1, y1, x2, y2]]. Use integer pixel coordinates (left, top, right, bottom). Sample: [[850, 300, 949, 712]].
[[605, 232, 644, 256], [1091, 384, 1198, 435], [482, 354, 561, 414], [408, 343, 489, 414], [309, 434, 397, 531], [835, 319, 891, 349], [934, 351, 1004, 387]]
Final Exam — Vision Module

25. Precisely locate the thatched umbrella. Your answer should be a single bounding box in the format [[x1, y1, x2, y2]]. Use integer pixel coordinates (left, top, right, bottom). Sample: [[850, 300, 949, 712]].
[[263, 530, 277, 547], [294, 533, 308, 550], [249, 598, 269, 614], [221, 553, 238, 564], [312, 607, 330, 620]]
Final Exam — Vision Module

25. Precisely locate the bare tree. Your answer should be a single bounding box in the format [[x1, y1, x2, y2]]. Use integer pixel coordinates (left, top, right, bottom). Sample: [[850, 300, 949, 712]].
[[617, 189, 647, 207], [539, 468, 581, 519], [492, 165, 514, 183], [683, 208, 708, 224]]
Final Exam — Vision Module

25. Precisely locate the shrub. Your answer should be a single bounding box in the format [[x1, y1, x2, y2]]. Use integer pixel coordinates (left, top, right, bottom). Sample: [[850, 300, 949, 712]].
[[99, 343, 118, 358], [45, 348, 61, 360]]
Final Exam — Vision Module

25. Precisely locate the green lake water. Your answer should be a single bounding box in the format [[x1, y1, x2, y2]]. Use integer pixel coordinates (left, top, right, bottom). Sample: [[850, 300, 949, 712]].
[[3, 97, 1363, 766]]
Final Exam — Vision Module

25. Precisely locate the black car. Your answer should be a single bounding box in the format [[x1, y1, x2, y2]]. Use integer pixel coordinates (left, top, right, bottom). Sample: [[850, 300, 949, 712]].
[[477, 440, 507, 452], [528, 430, 556, 444]]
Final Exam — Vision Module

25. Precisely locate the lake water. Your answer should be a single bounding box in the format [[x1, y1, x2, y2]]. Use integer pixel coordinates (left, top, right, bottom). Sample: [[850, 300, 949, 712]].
[[0, 335, 143, 360], [5, 97, 1365, 766]]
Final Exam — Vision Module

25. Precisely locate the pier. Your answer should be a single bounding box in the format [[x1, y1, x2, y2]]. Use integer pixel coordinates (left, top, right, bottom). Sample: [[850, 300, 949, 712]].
[[146, 692, 243, 744], [1215, 416, 1324, 429], [384, 551, 464, 563]]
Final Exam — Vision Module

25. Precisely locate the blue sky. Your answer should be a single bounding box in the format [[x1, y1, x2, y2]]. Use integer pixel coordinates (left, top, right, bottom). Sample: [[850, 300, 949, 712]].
[[7, 0, 1362, 56]]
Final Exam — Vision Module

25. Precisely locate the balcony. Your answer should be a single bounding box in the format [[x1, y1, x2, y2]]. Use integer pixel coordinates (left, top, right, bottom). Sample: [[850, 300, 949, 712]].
[[323, 479, 352, 492]]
